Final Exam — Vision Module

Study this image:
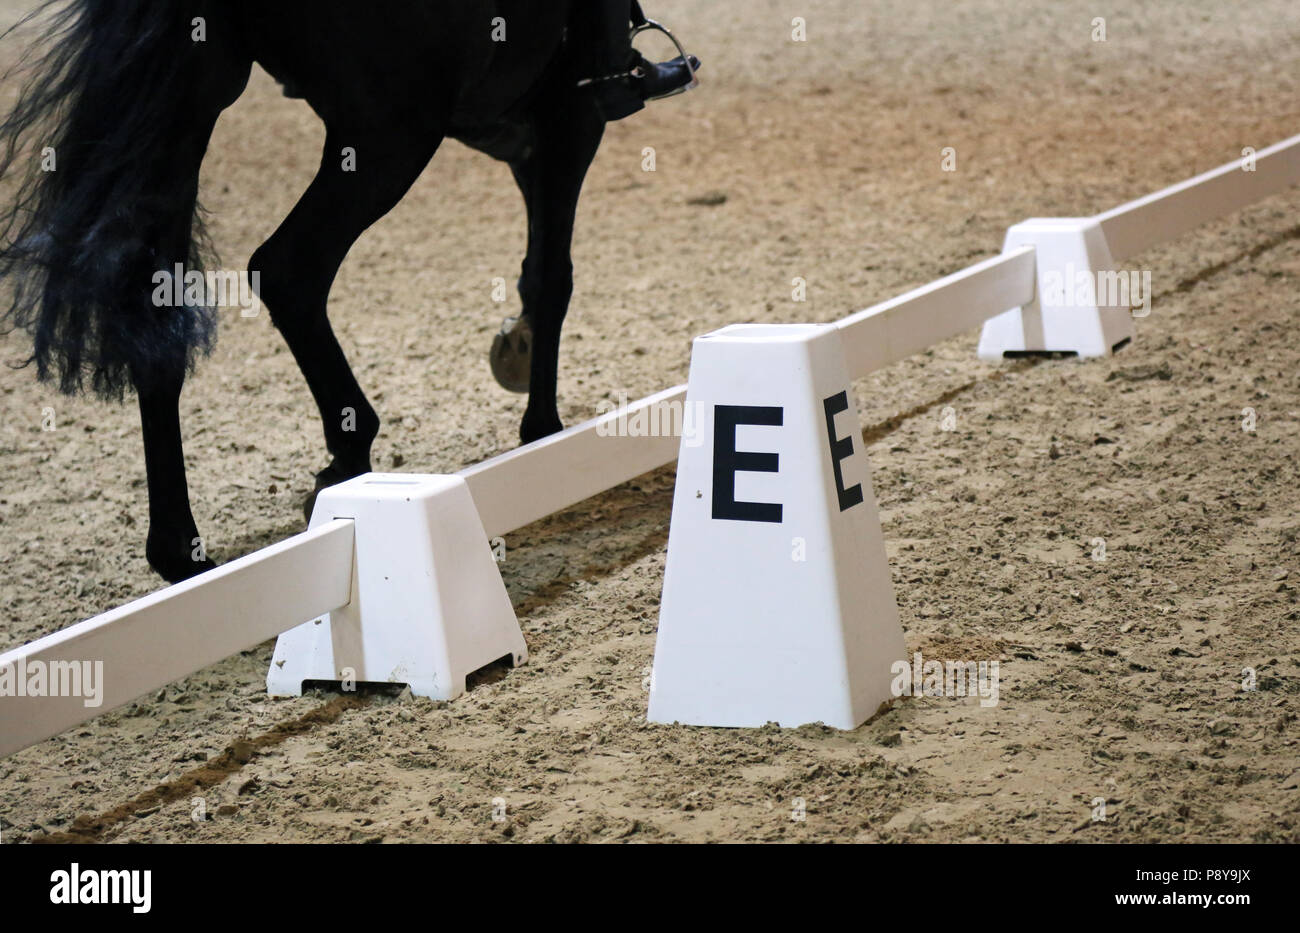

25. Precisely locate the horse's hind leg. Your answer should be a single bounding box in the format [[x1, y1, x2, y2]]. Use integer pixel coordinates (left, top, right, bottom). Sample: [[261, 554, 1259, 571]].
[[511, 102, 606, 444], [250, 129, 440, 516], [137, 366, 217, 583]]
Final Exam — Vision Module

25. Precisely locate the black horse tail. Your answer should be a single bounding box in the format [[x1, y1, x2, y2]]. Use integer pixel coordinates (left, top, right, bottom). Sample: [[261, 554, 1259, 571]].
[[0, 1, 249, 398]]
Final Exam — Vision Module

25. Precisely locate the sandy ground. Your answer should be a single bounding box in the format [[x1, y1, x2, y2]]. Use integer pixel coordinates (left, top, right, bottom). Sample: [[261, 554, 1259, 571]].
[[1, 0, 1299, 843]]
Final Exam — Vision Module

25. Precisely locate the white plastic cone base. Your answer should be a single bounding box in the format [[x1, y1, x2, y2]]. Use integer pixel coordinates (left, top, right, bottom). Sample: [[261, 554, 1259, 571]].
[[267, 474, 525, 700], [649, 323, 907, 730], [978, 218, 1135, 359]]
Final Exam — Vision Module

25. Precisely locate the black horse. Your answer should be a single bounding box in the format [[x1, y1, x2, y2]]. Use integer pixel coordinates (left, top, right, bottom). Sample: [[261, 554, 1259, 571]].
[[0, 1, 685, 583]]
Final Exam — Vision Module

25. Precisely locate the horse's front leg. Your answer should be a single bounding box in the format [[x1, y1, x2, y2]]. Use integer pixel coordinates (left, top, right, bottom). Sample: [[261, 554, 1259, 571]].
[[511, 105, 606, 445], [136, 367, 216, 584]]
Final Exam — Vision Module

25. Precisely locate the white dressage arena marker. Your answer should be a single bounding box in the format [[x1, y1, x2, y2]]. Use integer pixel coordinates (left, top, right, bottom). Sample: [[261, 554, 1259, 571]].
[[268, 474, 525, 700], [8, 134, 1300, 756], [979, 217, 1135, 359], [649, 323, 907, 730]]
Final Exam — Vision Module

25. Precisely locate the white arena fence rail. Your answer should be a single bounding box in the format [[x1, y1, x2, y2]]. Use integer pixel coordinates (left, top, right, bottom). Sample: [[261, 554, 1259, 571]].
[[2, 132, 1298, 756], [1097, 134, 1300, 264], [0, 522, 354, 757]]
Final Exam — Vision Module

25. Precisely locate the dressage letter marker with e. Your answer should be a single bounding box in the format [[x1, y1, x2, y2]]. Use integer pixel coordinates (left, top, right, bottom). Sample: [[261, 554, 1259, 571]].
[[649, 324, 906, 729]]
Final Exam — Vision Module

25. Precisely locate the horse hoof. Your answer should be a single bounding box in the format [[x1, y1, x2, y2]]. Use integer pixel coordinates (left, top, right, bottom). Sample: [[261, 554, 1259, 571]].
[[302, 463, 362, 522], [302, 487, 320, 523], [520, 407, 564, 444], [490, 315, 532, 393], [302, 479, 338, 523], [146, 534, 218, 584]]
